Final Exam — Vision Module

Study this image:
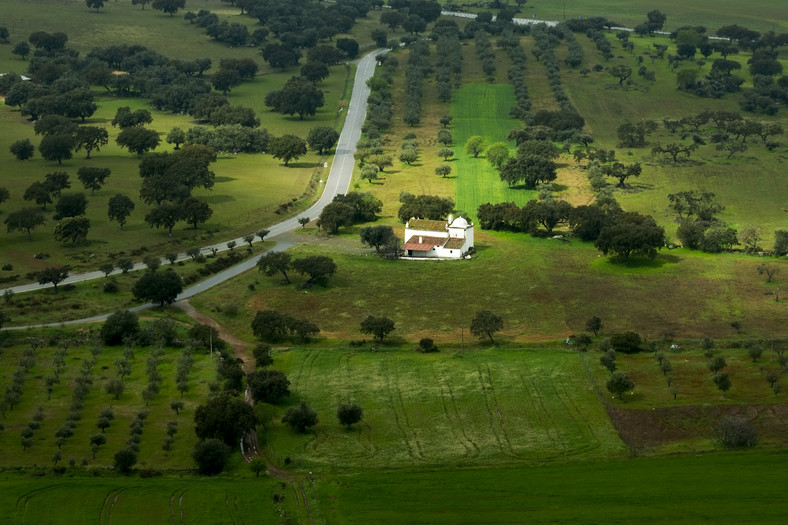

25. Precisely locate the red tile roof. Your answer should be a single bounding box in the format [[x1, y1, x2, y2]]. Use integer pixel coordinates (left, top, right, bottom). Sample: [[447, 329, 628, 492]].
[[402, 235, 445, 251]]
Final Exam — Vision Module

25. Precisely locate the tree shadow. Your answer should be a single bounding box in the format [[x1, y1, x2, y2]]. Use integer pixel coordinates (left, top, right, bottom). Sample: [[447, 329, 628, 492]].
[[286, 162, 319, 169], [213, 176, 236, 183], [604, 253, 681, 269]]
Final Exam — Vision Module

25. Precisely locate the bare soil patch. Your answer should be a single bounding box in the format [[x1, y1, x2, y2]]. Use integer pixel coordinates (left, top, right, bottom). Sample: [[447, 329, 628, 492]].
[[607, 403, 788, 449]]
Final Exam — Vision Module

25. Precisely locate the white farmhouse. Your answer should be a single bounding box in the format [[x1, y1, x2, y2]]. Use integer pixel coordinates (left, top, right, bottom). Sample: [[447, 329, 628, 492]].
[[401, 215, 474, 259]]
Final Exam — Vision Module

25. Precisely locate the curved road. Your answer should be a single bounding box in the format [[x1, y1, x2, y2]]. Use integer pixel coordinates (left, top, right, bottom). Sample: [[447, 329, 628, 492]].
[[1, 48, 388, 330]]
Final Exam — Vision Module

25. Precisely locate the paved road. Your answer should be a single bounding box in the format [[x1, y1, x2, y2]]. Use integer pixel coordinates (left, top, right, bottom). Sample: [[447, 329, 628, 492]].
[[1, 48, 388, 329]]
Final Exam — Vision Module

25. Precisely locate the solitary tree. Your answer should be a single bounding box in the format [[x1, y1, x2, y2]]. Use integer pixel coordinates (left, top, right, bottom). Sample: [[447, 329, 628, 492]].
[[713, 372, 732, 399], [586, 316, 602, 336], [606, 371, 635, 399], [38, 266, 69, 293], [132, 269, 183, 306], [465, 136, 486, 158], [152, 0, 185, 16], [257, 251, 292, 284], [78, 167, 111, 194], [5, 208, 45, 240], [10, 139, 35, 160], [192, 439, 230, 475], [107, 194, 135, 230], [360, 315, 395, 342], [116, 127, 160, 156], [270, 135, 307, 166], [292, 255, 337, 286], [282, 401, 318, 432], [470, 310, 504, 344], [359, 225, 397, 253], [249, 457, 267, 477], [337, 403, 363, 429]]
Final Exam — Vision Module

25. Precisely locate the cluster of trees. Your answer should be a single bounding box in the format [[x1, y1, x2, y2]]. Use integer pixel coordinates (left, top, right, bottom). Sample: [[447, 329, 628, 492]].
[[397, 193, 455, 223], [587, 29, 613, 62], [562, 26, 585, 68], [434, 29, 462, 102], [137, 145, 216, 235], [363, 54, 397, 135], [478, 191, 666, 261], [317, 192, 382, 234], [257, 251, 337, 287], [402, 41, 432, 126], [496, 136, 559, 189], [381, 0, 441, 37], [531, 26, 585, 117], [184, 124, 270, 153], [650, 110, 782, 162], [498, 31, 531, 119], [265, 75, 325, 119], [475, 31, 497, 82], [251, 310, 320, 342], [185, 9, 253, 47]]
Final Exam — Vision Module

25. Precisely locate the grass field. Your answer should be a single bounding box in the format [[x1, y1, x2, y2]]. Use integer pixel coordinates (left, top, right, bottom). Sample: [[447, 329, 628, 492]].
[[0, 45, 353, 280], [0, 475, 294, 524], [451, 84, 534, 217], [450, 0, 788, 33], [261, 346, 624, 470], [192, 236, 787, 343], [316, 452, 788, 523]]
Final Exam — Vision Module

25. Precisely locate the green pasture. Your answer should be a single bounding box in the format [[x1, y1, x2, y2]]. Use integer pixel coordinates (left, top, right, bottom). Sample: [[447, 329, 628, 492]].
[[0, 475, 293, 524], [0, 242, 269, 327], [562, 32, 788, 245], [192, 238, 787, 343], [0, 339, 214, 469], [450, 0, 788, 33], [317, 452, 788, 524], [261, 346, 624, 470], [0, 56, 351, 280], [0, 0, 264, 73]]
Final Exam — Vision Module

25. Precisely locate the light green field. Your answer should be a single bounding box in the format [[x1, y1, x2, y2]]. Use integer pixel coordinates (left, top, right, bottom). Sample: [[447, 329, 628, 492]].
[[317, 452, 788, 524], [0, 475, 294, 524], [451, 84, 534, 218], [263, 347, 624, 470]]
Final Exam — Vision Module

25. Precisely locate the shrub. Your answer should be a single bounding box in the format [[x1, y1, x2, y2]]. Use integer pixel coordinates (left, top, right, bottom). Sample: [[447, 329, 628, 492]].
[[192, 439, 230, 475], [610, 332, 642, 354], [100, 310, 140, 346], [717, 416, 757, 448], [103, 281, 119, 294], [417, 338, 438, 353]]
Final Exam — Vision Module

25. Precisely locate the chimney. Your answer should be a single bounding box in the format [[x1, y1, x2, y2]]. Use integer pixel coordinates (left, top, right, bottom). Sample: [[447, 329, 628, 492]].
[[419, 236, 422, 243]]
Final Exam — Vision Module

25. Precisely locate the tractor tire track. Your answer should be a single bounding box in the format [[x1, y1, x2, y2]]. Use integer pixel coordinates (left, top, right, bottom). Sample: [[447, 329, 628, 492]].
[[517, 370, 555, 459], [296, 480, 316, 525], [16, 486, 59, 520], [383, 359, 419, 461], [434, 363, 479, 458], [178, 490, 187, 525], [517, 369, 558, 454], [478, 364, 519, 458], [224, 493, 236, 525], [476, 365, 509, 457], [485, 364, 520, 458], [393, 356, 425, 460], [107, 490, 122, 524], [556, 374, 602, 448], [431, 364, 471, 457]]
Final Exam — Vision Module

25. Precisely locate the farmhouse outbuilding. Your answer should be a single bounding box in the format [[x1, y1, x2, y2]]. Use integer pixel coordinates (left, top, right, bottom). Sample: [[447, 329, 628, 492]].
[[402, 215, 474, 259]]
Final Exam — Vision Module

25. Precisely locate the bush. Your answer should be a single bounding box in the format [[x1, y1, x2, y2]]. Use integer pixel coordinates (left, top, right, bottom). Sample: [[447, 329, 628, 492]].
[[103, 281, 119, 294], [717, 416, 757, 448], [192, 439, 230, 475], [610, 332, 642, 354], [101, 310, 140, 346], [113, 448, 137, 474], [417, 338, 438, 353]]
